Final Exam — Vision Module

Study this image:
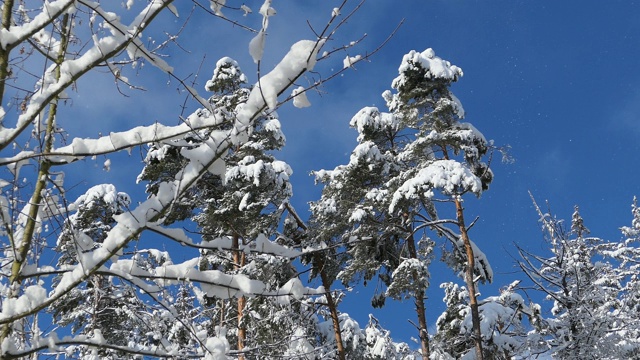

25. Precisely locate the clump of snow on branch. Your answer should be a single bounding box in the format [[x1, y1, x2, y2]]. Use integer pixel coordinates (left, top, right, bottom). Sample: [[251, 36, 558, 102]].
[[291, 86, 311, 108], [390, 159, 483, 212], [0, 0, 74, 50], [343, 54, 362, 68], [204, 327, 230, 360], [349, 106, 398, 142], [0, 284, 46, 320], [209, 0, 226, 17], [284, 328, 315, 357], [234, 39, 324, 143], [251, 40, 322, 110], [226, 157, 291, 188], [350, 142, 383, 167], [205, 57, 247, 92], [241, 5, 252, 16], [249, 0, 277, 63], [70, 184, 130, 213], [393, 48, 463, 87]]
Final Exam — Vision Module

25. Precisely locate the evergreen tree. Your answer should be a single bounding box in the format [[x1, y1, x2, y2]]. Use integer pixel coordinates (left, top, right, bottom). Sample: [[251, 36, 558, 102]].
[[312, 48, 495, 359], [138, 57, 309, 358], [434, 281, 544, 359], [518, 201, 625, 359], [49, 184, 150, 358]]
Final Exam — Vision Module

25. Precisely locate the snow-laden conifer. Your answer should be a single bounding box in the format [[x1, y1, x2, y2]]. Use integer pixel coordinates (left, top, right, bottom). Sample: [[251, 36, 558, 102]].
[[49, 185, 149, 359], [312, 48, 495, 359], [518, 201, 629, 359], [138, 56, 316, 358]]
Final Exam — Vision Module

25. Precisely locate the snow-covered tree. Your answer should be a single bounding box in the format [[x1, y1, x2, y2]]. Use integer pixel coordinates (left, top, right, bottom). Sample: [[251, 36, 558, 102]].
[[48, 184, 152, 358], [137, 55, 314, 358], [601, 198, 640, 358], [312, 48, 495, 359], [433, 280, 545, 359], [518, 200, 628, 359]]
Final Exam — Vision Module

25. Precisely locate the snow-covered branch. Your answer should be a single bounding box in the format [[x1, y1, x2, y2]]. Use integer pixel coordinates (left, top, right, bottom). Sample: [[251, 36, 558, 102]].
[[0, 0, 75, 51], [0, 0, 175, 150], [0, 114, 227, 165]]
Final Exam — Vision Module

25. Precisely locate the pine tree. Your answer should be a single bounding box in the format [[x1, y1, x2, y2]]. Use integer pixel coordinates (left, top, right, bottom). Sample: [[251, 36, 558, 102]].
[[138, 57, 308, 358], [49, 185, 150, 358], [434, 280, 544, 359], [312, 48, 495, 359]]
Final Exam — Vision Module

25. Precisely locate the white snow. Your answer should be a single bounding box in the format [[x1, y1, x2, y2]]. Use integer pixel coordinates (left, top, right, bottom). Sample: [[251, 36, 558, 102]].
[[291, 86, 311, 108], [249, 0, 276, 64], [204, 332, 230, 360], [235, 39, 324, 143], [206, 57, 247, 90], [392, 48, 463, 91], [343, 54, 362, 69], [349, 142, 382, 166], [349, 106, 398, 141], [209, 0, 226, 17], [249, 31, 266, 64], [40, 111, 225, 163], [390, 159, 483, 212], [259, 0, 276, 17], [278, 278, 305, 299], [285, 328, 315, 357], [251, 40, 323, 110], [0, 0, 74, 50], [0, 1, 176, 149], [71, 184, 130, 212], [0, 284, 47, 320], [348, 208, 368, 222]]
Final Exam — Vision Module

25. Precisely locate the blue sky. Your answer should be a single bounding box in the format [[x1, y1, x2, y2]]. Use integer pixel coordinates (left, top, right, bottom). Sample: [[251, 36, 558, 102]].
[[48, 0, 640, 346]]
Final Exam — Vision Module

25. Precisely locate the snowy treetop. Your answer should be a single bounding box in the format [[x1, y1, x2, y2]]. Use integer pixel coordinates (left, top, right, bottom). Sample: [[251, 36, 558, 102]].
[[70, 184, 131, 213], [349, 106, 398, 141], [205, 57, 247, 93], [392, 48, 463, 90]]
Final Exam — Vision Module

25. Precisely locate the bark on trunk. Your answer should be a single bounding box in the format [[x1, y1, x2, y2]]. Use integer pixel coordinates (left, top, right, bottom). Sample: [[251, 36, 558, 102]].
[[455, 197, 484, 360], [232, 234, 246, 359], [406, 232, 431, 359], [316, 255, 346, 360], [285, 202, 346, 360]]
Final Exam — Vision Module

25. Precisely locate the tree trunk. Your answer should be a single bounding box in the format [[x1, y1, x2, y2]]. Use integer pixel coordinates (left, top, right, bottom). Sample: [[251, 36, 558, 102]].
[[284, 203, 346, 360], [455, 197, 484, 360], [0, 0, 14, 107], [232, 233, 246, 359], [316, 255, 346, 360], [0, 12, 70, 343], [406, 232, 431, 359]]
